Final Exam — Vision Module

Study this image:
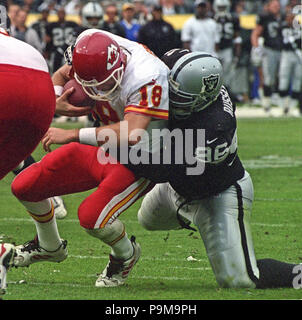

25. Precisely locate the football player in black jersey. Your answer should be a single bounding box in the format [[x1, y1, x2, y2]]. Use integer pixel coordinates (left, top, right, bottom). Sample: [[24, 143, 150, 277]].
[[138, 48, 300, 289], [213, 0, 242, 90], [278, 9, 302, 115], [44, 6, 79, 74], [72, 2, 105, 127], [25, 5, 49, 54], [73, 2, 104, 38], [251, 0, 283, 115]]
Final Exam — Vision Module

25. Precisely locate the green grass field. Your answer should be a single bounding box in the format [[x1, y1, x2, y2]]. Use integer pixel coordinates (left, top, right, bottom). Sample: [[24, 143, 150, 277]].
[[1, 117, 302, 301]]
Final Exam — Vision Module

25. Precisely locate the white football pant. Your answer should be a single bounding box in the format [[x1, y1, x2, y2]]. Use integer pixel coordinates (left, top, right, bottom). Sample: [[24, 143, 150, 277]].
[[279, 50, 302, 94], [218, 47, 234, 88], [262, 47, 280, 89], [138, 171, 259, 288]]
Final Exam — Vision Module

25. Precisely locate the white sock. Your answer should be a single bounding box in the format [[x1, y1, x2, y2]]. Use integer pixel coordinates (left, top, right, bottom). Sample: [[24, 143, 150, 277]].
[[280, 96, 289, 111], [110, 234, 134, 260], [85, 220, 134, 260], [261, 96, 271, 110], [20, 199, 62, 251], [289, 98, 298, 109], [258, 87, 264, 100]]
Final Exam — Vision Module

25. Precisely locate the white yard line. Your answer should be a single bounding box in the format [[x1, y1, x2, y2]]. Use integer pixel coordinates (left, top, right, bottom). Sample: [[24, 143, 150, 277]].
[[0, 217, 298, 227], [68, 254, 209, 263], [235, 106, 301, 118], [7, 274, 203, 288]]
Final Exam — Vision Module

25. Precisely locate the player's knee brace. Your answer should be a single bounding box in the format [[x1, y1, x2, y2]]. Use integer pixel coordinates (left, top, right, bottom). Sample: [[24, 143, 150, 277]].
[[85, 219, 125, 246]]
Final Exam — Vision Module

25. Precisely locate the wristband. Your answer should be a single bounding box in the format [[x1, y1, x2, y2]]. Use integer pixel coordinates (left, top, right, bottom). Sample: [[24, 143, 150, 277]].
[[54, 85, 63, 97], [79, 128, 98, 147], [79, 128, 98, 146]]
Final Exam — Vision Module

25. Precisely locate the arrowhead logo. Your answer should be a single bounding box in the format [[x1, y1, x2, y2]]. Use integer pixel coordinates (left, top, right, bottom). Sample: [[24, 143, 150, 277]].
[[107, 44, 120, 70]]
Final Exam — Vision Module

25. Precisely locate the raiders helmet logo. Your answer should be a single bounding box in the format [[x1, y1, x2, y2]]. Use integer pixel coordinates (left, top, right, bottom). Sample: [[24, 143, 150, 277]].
[[202, 74, 220, 93], [107, 44, 120, 70], [64, 45, 74, 65]]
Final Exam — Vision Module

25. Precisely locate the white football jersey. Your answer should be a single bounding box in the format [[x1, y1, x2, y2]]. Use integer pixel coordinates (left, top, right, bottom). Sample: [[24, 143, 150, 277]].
[[76, 29, 170, 153], [0, 30, 49, 73]]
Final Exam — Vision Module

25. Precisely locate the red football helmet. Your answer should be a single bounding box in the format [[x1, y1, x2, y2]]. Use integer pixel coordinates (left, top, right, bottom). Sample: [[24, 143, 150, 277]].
[[73, 31, 125, 101]]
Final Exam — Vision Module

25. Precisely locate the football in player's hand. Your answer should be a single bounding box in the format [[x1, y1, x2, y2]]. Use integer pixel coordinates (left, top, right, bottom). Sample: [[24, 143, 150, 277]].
[[63, 79, 95, 107]]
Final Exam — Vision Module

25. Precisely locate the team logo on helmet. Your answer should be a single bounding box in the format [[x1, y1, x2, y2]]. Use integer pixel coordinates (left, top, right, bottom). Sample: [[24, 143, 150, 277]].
[[107, 44, 120, 70], [202, 74, 220, 93]]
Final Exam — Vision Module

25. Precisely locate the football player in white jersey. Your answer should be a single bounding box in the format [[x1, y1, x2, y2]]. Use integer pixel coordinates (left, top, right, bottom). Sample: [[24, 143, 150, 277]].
[[8, 29, 170, 288]]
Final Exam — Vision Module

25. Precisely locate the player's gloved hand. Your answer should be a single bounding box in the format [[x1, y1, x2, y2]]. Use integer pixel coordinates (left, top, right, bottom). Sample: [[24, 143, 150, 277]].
[[55, 88, 92, 117], [251, 46, 264, 67], [41, 127, 79, 152]]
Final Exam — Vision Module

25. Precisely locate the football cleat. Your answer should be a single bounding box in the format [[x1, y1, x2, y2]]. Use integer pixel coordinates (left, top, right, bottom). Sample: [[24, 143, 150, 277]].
[[52, 196, 67, 219], [0, 243, 16, 294], [13, 236, 68, 267], [95, 236, 141, 288]]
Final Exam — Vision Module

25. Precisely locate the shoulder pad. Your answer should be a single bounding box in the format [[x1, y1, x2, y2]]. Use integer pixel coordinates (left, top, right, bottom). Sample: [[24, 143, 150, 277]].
[[161, 48, 191, 69]]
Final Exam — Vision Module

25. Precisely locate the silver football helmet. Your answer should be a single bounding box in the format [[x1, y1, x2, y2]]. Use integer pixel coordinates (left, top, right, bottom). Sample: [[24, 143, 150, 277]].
[[81, 2, 104, 29], [213, 0, 230, 16], [0, 4, 10, 34], [169, 51, 223, 118]]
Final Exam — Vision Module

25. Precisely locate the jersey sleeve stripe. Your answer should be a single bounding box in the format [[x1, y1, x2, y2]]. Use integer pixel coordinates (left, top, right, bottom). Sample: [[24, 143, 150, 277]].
[[0, 30, 9, 36], [124, 106, 168, 120]]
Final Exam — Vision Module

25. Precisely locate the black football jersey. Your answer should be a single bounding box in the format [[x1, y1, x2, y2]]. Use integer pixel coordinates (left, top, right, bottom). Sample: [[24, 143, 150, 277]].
[[214, 13, 240, 50], [73, 25, 88, 38], [102, 21, 126, 38], [256, 13, 283, 50], [30, 20, 48, 42], [45, 21, 79, 51], [166, 86, 245, 200], [280, 20, 302, 51], [45, 21, 79, 71], [124, 48, 245, 200]]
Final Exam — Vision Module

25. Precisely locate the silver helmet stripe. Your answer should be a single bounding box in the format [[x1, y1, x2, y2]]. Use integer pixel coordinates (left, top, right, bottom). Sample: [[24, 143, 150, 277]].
[[172, 54, 213, 82]]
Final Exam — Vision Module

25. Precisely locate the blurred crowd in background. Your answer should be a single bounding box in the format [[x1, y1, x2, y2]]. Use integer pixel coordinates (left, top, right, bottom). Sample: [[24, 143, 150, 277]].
[[5, 0, 302, 117], [5, 0, 293, 15]]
